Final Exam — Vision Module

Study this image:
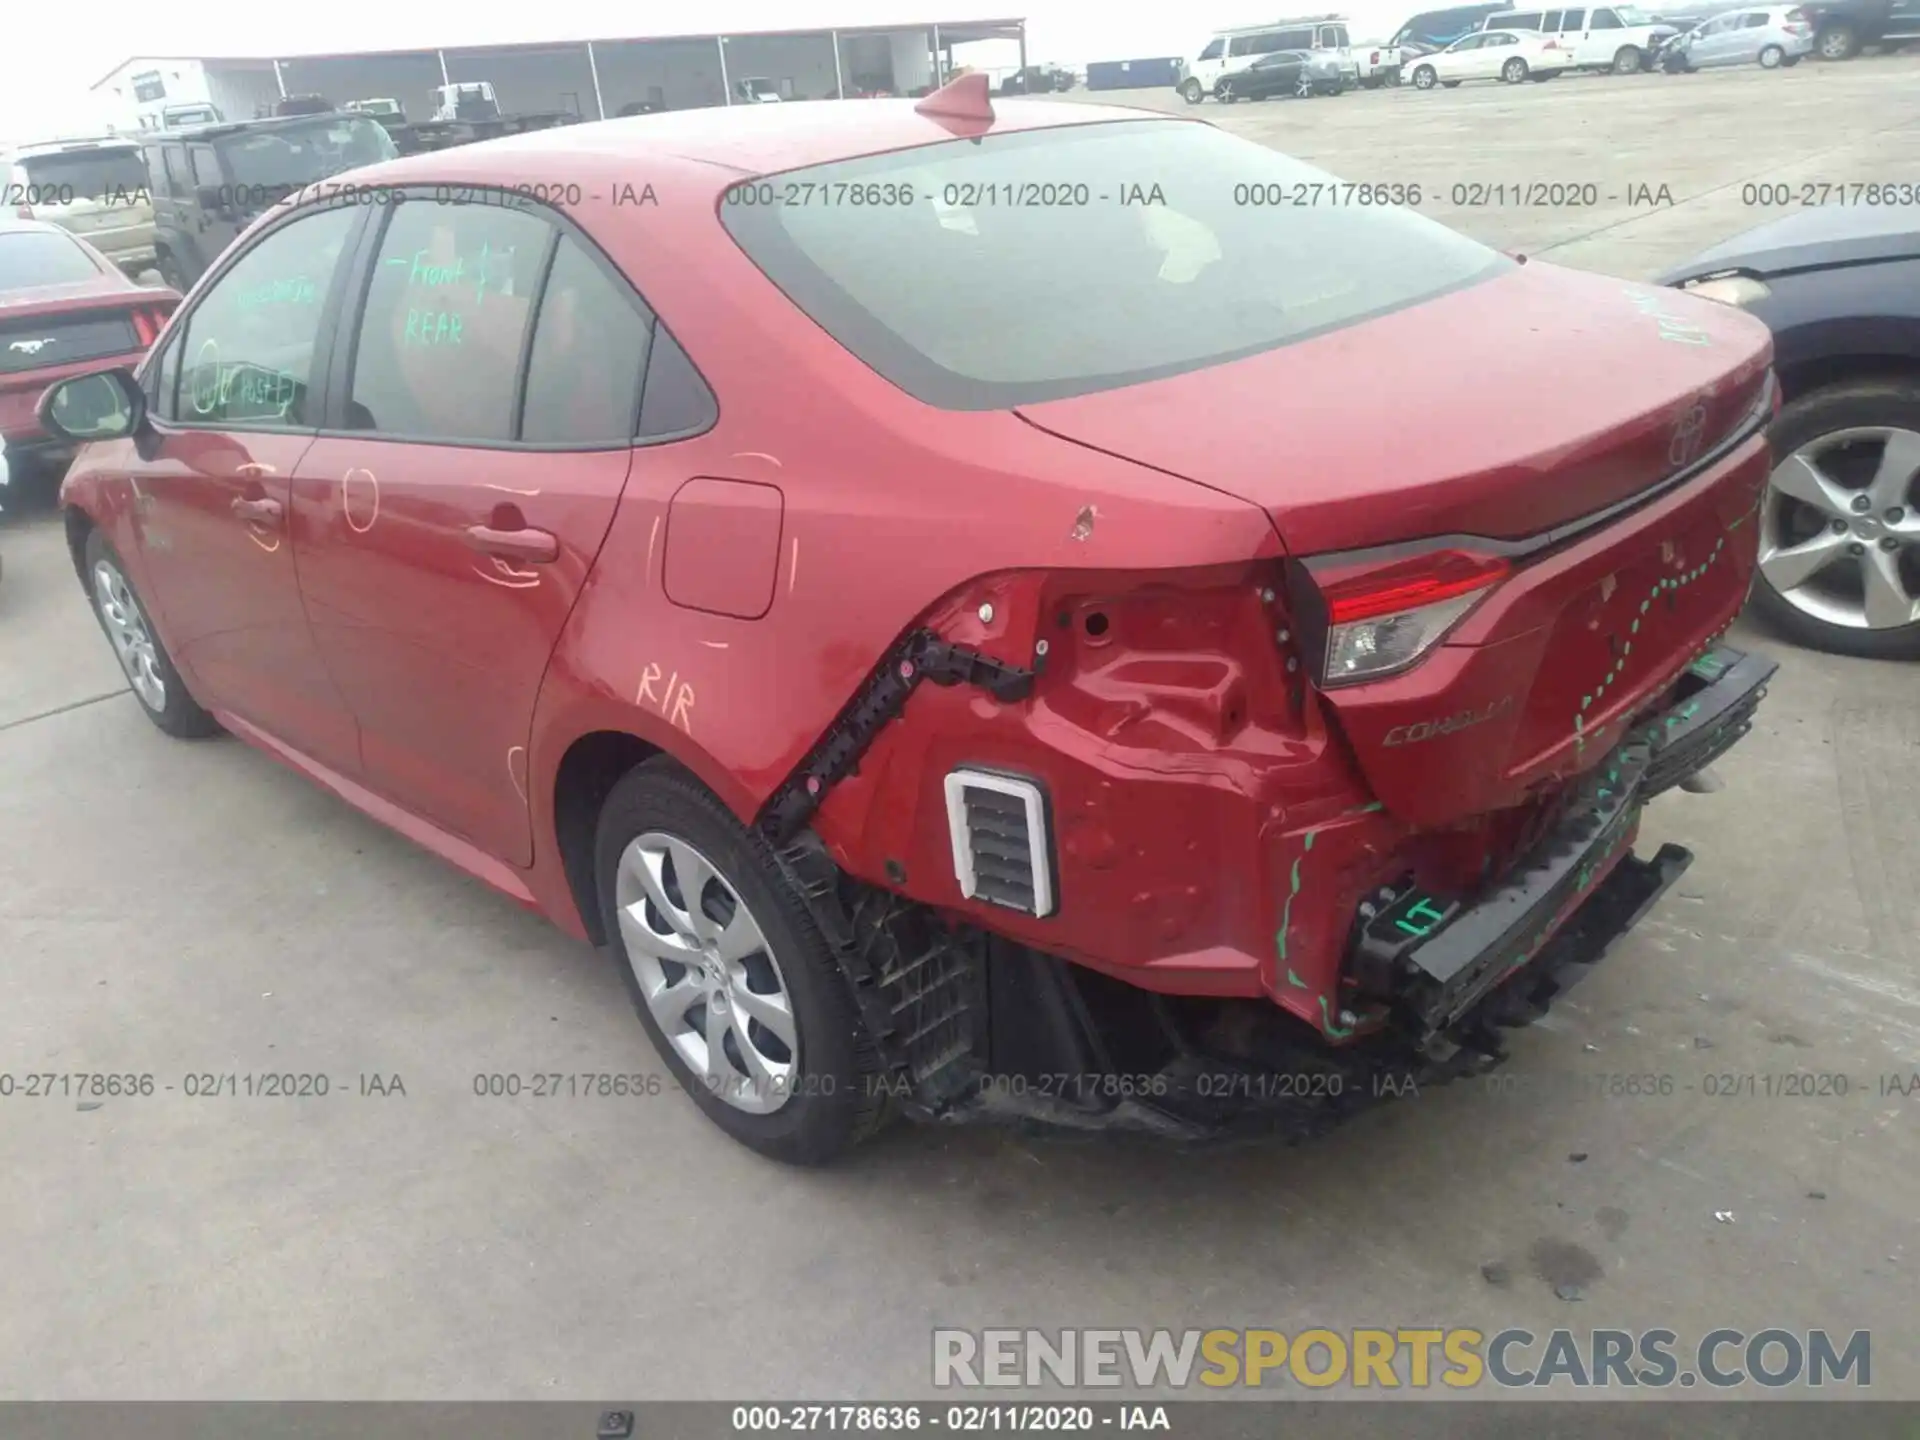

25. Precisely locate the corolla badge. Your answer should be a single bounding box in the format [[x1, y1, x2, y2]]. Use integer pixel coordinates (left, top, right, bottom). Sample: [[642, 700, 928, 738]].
[[1669, 399, 1710, 468], [8, 337, 56, 355]]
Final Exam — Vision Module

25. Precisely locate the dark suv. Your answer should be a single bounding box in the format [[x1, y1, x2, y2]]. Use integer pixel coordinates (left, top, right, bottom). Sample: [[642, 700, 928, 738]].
[[1801, 0, 1920, 55], [141, 113, 398, 292]]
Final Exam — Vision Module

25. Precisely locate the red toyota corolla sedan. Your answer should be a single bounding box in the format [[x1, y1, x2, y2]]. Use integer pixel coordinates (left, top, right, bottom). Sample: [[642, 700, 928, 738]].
[[40, 78, 1780, 1163]]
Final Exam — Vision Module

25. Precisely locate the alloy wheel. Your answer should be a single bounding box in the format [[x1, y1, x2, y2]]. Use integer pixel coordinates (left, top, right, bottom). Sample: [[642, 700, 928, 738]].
[[1759, 426, 1920, 630], [93, 559, 167, 711], [613, 830, 798, 1114], [1295, 75, 1314, 97]]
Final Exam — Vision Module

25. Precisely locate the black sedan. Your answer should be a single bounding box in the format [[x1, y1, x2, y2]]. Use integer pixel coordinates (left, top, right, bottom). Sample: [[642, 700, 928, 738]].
[[1215, 51, 1349, 101], [1661, 206, 1920, 658]]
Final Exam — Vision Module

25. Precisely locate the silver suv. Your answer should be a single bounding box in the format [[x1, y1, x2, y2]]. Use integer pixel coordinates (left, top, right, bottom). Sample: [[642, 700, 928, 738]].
[[5, 139, 155, 280]]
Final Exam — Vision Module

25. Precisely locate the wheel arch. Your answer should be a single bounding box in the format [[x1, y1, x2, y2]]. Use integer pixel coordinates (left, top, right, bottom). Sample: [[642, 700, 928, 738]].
[[550, 728, 665, 945], [63, 504, 96, 591]]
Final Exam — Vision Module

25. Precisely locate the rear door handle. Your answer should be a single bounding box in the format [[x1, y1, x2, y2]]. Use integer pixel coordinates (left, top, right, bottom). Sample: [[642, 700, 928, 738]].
[[464, 524, 559, 564], [231, 496, 284, 525]]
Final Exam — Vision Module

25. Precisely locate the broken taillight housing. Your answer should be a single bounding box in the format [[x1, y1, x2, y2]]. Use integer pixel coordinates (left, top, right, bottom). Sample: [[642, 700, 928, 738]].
[[1289, 546, 1510, 687]]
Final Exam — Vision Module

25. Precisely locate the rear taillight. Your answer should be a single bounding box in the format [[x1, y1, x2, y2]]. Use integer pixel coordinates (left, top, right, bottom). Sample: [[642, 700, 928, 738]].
[[1290, 547, 1510, 687], [130, 310, 156, 346], [14, 205, 33, 220]]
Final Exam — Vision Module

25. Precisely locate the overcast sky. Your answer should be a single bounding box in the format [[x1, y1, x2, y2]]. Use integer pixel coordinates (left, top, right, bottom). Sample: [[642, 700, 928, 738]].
[[3, 0, 1418, 144]]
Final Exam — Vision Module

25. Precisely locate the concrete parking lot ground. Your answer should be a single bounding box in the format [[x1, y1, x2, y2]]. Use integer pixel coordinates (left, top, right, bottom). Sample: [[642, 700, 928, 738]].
[[3, 59, 1918, 1408]]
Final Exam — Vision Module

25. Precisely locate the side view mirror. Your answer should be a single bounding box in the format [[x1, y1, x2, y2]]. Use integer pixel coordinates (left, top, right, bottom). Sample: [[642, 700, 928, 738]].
[[37, 369, 145, 445]]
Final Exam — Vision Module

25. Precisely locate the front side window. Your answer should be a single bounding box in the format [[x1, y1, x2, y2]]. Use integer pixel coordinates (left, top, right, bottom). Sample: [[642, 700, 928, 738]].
[[174, 204, 357, 427], [1197, 39, 1225, 59], [1591, 8, 1623, 25], [1562, 9, 1588, 27], [722, 121, 1509, 411], [1228, 35, 1259, 55], [346, 197, 554, 442], [1745, 12, 1771, 24], [188, 147, 220, 188]]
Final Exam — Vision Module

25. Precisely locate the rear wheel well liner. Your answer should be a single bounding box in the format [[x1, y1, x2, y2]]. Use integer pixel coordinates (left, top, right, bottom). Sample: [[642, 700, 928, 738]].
[[552, 729, 660, 945]]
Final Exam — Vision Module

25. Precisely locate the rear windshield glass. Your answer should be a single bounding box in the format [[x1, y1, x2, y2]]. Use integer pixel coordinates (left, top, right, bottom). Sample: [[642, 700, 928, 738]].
[[16, 149, 149, 201], [0, 229, 104, 287], [720, 120, 1508, 410], [215, 117, 398, 189]]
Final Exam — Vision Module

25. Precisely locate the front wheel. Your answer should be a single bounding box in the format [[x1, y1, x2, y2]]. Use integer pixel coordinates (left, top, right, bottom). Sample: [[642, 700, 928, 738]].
[[1179, 76, 1205, 103], [82, 529, 220, 738], [1750, 380, 1920, 659], [1411, 65, 1438, 89], [1501, 57, 1530, 82], [595, 758, 889, 1163], [1613, 45, 1644, 72], [1758, 43, 1785, 67]]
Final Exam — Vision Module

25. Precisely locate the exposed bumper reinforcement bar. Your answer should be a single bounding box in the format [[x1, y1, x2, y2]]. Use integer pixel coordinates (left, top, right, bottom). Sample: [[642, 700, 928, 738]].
[[1351, 641, 1774, 1048]]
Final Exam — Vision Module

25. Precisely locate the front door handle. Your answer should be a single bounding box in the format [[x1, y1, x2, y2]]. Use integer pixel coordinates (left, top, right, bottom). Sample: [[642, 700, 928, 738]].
[[231, 496, 284, 525], [465, 524, 559, 564]]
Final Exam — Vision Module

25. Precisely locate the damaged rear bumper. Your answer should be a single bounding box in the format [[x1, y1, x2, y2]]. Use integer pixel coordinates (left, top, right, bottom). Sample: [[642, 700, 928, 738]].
[[805, 642, 1775, 1144], [1349, 641, 1774, 1055]]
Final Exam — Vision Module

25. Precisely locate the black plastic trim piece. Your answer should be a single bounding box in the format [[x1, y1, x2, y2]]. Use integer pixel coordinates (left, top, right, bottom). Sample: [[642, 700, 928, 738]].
[[757, 628, 1042, 844]]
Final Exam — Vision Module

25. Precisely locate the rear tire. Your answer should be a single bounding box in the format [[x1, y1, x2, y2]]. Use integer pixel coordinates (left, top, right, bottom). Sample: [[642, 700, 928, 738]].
[[1817, 22, 1858, 58], [1747, 379, 1920, 660], [1613, 45, 1644, 72], [1412, 64, 1439, 89], [82, 529, 221, 739], [1759, 43, 1785, 67], [595, 757, 888, 1164]]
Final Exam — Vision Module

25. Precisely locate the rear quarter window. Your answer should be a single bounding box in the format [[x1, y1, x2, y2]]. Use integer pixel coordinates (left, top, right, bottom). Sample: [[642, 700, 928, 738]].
[[720, 120, 1508, 411]]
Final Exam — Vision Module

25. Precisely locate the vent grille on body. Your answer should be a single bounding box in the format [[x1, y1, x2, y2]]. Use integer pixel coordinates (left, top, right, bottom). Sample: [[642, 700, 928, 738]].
[[944, 770, 1054, 919]]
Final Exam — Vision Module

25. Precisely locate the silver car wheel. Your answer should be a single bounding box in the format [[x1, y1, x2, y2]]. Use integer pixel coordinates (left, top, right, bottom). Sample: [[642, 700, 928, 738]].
[[92, 559, 167, 711], [614, 830, 797, 1115], [1295, 74, 1314, 97], [1759, 425, 1920, 630]]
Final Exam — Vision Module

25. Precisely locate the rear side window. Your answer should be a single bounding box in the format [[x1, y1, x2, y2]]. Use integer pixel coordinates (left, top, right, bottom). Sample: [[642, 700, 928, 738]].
[[519, 236, 652, 444], [722, 121, 1508, 412], [345, 198, 554, 442], [174, 204, 357, 427], [0, 229, 104, 287], [638, 328, 718, 439]]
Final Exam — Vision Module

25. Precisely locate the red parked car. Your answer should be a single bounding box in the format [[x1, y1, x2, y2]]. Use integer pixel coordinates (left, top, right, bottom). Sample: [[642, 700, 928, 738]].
[[39, 77, 1779, 1163], [1, 219, 176, 490]]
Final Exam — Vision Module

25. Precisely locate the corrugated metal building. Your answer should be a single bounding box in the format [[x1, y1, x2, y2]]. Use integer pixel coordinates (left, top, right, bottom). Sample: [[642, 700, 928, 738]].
[[91, 16, 1028, 132]]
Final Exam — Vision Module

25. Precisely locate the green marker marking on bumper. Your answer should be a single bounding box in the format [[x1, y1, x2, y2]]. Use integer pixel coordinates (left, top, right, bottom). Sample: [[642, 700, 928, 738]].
[[1319, 995, 1354, 1039], [1274, 830, 1316, 964]]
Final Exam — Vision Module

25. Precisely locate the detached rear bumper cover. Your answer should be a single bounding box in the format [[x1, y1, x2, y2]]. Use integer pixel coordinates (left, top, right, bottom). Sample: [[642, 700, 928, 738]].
[[1353, 642, 1775, 1046]]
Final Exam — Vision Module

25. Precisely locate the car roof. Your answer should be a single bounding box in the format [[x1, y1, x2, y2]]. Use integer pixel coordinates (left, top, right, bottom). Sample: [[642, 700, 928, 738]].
[[155, 113, 360, 143], [0, 216, 81, 238], [13, 136, 143, 156], [337, 99, 1179, 186]]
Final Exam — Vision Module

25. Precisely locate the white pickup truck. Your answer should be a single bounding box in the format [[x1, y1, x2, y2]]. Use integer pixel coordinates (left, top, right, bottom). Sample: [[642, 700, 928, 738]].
[[1354, 40, 1404, 84]]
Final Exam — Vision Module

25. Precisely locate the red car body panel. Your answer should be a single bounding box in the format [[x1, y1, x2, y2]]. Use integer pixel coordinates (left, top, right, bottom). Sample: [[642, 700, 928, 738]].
[[54, 100, 1777, 1051]]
